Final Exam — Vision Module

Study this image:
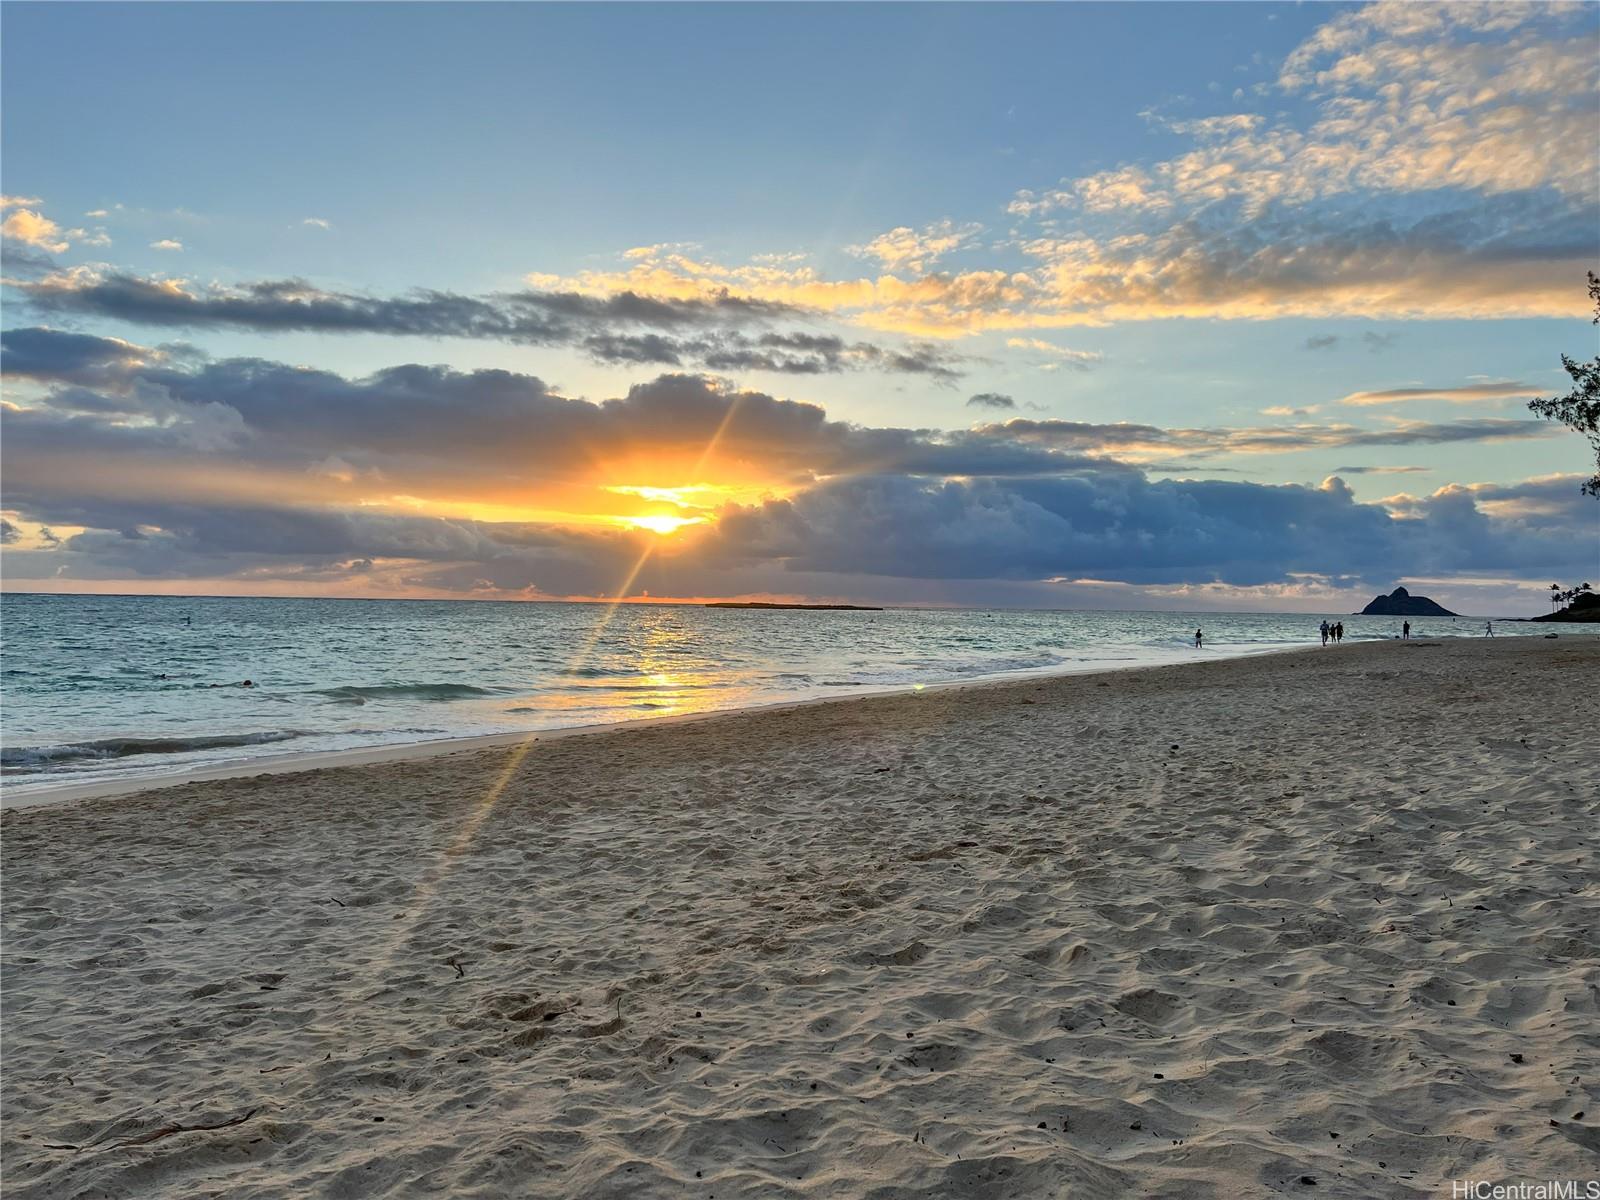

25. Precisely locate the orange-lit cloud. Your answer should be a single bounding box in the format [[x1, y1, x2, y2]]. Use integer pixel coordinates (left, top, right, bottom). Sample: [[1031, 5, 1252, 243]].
[[5, 324, 1588, 602], [2, 207, 69, 254]]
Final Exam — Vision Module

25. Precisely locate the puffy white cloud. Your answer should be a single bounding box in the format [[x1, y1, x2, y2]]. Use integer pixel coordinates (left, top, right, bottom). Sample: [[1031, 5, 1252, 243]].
[[850, 220, 983, 272], [2, 207, 69, 253]]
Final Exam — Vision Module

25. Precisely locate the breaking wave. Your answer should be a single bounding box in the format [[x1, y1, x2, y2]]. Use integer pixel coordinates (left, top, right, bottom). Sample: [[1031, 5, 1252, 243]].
[[2, 731, 305, 772]]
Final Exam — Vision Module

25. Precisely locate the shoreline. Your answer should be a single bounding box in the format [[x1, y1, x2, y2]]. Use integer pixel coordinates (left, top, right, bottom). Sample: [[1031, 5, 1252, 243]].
[[1, 639, 1319, 811], [4, 636, 1595, 1199]]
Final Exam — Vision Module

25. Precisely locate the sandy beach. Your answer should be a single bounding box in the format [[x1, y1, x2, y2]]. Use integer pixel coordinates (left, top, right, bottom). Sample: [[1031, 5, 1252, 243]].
[[3, 636, 1597, 1199]]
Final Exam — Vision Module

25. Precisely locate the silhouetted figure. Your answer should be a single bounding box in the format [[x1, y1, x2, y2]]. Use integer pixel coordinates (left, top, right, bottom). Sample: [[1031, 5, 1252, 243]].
[[1402, 621, 1410, 640], [1194, 628, 1203, 649], [1320, 620, 1330, 646], [1485, 621, 1494, 637]]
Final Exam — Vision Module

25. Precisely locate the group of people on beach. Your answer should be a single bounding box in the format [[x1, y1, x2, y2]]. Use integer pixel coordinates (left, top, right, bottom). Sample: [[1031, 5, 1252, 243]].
[[1319, 620, 1345, 646]]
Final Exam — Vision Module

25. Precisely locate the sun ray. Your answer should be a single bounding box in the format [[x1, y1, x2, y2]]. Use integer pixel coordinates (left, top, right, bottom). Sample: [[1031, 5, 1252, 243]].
[[376, 393, 747, 970]]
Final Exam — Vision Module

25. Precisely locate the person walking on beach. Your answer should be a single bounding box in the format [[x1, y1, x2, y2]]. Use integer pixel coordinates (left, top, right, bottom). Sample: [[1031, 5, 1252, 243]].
[[1194, 628, 1204, 649], [1336, 621, 1345, 643], [1320, 620, 1330, 646], [1485, 620, 1494, 637], [1402, 620, 1411, 640]]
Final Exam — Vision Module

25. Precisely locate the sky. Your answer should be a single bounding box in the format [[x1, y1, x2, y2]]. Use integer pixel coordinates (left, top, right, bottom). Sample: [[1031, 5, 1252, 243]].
[[2, 0, 1597, 614]]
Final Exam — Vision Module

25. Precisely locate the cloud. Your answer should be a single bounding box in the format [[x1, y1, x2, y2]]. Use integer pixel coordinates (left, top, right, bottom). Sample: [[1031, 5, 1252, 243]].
[[4, 331, 1556, 495], [7, 269, 965, 379], [6, 4, 1592, 357], [1004, 337, 1104, 370], [1027, 6, 1597, 219], [0, 326, 165, 385], [584, 330, 962, 381], [2, 208, 69, 254], [972, 414, 1557, 463], [967, 392, 1016, 409], [699, 469, 1591, 588], [1337, 380, 1540, 406], [149, 239, 184, 251], [0, 341, 1071, 506], [1329, 465, 1429, 475], [301, 218, 332, 230], [0, 243, 60, 278], [1304, 331, 1401, 354], [3, 337, 1582, 597], [0, 199, 113, 255], [850, 220, 982, 272], [1163, 113, 1264, 139], [524, 191, 1594, 336], [514, 6, 1594, 336]]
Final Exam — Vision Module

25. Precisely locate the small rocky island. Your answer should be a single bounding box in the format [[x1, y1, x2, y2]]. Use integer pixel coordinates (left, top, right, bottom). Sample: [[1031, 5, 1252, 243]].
[[706, 601, 883, 611], [1356, 586, 1457, 617]]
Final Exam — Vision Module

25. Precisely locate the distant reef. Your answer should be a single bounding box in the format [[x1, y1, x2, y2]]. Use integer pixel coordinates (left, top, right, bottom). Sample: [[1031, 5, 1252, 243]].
[[1531, 593, 1600, 623], [705, 601, 883, 611], [1356, 586, 1457, 617]]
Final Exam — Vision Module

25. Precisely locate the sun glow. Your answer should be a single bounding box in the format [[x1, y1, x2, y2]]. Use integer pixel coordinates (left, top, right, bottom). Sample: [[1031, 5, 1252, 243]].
[[619, 513, 707, 535]]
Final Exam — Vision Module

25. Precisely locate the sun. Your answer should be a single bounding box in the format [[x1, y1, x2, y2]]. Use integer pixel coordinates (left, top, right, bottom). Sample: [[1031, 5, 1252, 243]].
[[619, 513, 707, 535]]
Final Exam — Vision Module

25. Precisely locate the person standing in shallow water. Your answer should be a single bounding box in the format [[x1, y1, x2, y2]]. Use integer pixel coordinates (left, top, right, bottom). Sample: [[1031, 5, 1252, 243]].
[[1403, 620, 1411, 640], [1194, 628, 1204, 649]]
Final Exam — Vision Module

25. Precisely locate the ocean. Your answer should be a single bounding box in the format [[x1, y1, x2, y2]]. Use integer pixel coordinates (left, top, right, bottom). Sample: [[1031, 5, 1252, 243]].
[[0, 593, 1572, 796]]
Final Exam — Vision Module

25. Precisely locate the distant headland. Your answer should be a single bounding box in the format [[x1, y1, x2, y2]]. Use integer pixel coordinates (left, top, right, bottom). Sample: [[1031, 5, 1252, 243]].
[[705, 602, 884, 611], [1356, 587, 1457, 617], [1532, 591, 1600, 623]]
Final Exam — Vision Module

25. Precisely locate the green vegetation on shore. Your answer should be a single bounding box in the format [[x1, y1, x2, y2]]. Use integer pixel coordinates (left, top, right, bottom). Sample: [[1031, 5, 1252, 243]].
[[1534, 583, 1599, 623]]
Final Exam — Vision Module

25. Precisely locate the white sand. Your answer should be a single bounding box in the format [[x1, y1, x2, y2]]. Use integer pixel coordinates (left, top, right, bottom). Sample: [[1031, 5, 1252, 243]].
[[3, 637, 1597, 1198]]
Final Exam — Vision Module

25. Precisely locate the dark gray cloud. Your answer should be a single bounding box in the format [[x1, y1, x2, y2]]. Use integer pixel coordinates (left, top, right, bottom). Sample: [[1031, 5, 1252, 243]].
[[967, 392, 1016, 409], [0, 244, 58, 278], [1301, 331, 1399, 354], [4, 331, 1558, 489], [11, 465, 1583, 597], [1, 326, 155, 386], [3, 334, 1588, 596], [6, 271, 964, 379], [13, 272, 786, 336], [585, 329, 962, 380], [701, 472, 1591, 587], [0, 332, 1057, 491]]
